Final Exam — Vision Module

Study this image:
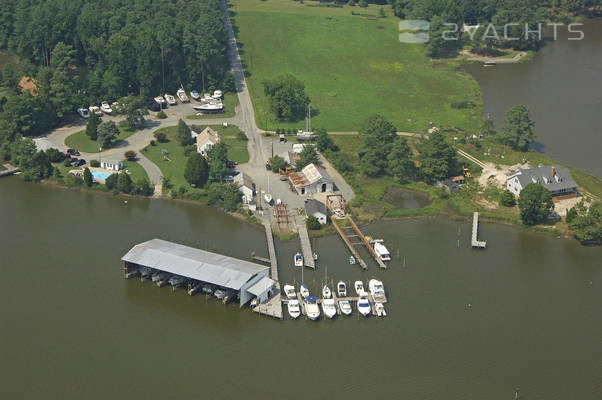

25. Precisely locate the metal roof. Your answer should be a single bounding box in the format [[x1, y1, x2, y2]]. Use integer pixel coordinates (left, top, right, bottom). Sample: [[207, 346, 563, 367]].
[[121, 239, 268, 290], [246, 277, 276, 296]]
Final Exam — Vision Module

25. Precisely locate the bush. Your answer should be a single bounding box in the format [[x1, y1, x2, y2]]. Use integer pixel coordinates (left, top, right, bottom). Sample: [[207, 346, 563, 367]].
[[124, 150, 137, 161], [499, 190, 516, 207], [117, 172, 133, 194], [150, 140, 156, 146], [237, 131, 248, 141], [83, 167, 93, 187], [154, 131, 167, 143], [118, 119, 132, 131], [63, 158, 72, 167], [105, 173, 118, 190], [134, 179, 154, 196], [306, 216, 322, 230], [269, 155, 288, 172], [46, 148, 63, 163], [90, 159, 100, 167], [156, 110, 167, 119]]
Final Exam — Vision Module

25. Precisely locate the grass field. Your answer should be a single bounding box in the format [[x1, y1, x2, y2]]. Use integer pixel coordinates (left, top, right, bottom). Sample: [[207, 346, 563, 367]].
[[64, 128, 138, 153], [186, 93, 239, 120], [122, 161, 149, 182], [231, 0, 482, 133]]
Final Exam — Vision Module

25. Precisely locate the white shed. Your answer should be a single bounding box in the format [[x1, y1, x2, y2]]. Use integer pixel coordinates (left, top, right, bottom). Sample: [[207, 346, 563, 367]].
[[100, 160, 123, 171]]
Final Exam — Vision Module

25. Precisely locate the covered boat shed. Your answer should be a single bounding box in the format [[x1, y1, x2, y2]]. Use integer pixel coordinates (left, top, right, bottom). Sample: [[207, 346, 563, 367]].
[[121, 239, 270, 306]]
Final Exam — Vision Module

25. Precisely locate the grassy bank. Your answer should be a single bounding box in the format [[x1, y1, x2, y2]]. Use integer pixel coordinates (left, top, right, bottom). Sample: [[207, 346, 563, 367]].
[[122, 160, 149, 182], [64, 127, 138, 153], [186, 93, 239, 120], [231, 0, 482, 132]]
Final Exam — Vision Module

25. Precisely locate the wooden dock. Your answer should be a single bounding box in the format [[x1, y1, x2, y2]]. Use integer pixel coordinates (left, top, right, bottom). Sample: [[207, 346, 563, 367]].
[[471, 212, 487, 248], [253, 283, 283, 319], [0, 164, 19, 178], [263, 219, 279, 280], [297, 218, 315, 269], [331, 217, 367, 270], [347, 216, 387, 269]]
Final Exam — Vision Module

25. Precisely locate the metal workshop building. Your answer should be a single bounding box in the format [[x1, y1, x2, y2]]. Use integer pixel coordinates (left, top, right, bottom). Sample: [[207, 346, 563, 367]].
[[121, 239, 273, 306]]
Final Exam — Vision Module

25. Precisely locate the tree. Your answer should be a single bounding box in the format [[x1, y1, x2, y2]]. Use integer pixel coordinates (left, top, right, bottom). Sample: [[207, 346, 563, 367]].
[[134, 179, 154, 196], [360, 115, 397, 177], [86, 112, 100, 140], [418, 131, 458, 182], [499, 190, 516, 207], [501, 104, 536, 151], [207, 143, 229, 182], [427, 16, 461, 58], [361, 149, 387, 178], [117, 172, 133, 194], [269, 155, 287, 172], [177, 119, 193, 146], [28, 150, 53, 180], [222, 183, 242, 211], [154, 131, 167, 143], [124, 150, 137, 161], [263, 74, 310, 121], [121, 95, 148, 129], [105, 173, 118, 190], [296, 145, 319, 171], [306, 216, 322, 230], [97, 121, 119, 148], [184, 153, 209, 188], [49, 42, 78, 118], [83, 167, 93, 187], [388, 137, 416, 181], [315, 128, 337, 152], [45, 148, 63, 163], [568, 201, 601, 244], [518, 183, 553, 225]]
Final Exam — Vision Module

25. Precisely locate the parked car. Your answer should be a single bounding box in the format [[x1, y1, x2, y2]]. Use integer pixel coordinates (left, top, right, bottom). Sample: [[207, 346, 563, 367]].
[[73, 159, 86, 167], [224, 176, 234, 183], [77, 108, 90, 118], [66, 149, 80, 156], [226, 161, 238, 168], [265, 163, 271, 171], [146, 97, 161, 112]]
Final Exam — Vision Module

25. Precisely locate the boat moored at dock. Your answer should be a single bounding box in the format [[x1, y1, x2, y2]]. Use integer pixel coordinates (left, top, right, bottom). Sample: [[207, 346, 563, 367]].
[[321, 298, 337, 319], [354, 281, 366, 296], [373, 240, 391, 262], [287, 299, 301, 319], [168, 275, 186, 290], [322, 285, 331, 299], [375, 302, 386, 317], [283, 284, 296, 299], [337, 281, 347, 297], [294, 252, 304, 267], [368, 279, 387, 303], [339, 300, 353, 315], [358, 296, 371, 317], [305, 296, 320, 320], [300, 283, 310, 299]]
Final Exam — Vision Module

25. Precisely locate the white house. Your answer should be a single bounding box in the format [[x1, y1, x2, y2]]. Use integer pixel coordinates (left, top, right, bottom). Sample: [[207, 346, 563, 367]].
[[100, 159, 123, 171], [288, 163, 334, 195], [234, 172, 254, 201], [305, 199, 328, 224], [195, 127, 220, 156], [506, 165, 577, 198]]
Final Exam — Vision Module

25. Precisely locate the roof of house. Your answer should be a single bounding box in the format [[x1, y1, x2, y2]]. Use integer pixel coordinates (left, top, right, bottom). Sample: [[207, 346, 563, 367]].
[[305, 199, 328, 216], [196, 127, 220, 149], [511, 165, 577, 192], [234, 172, 253, 190], [246, 277, 276, 296], [279, 151, 299, 167], [289, 163, 333, 188], [121, 239, 268, 290]]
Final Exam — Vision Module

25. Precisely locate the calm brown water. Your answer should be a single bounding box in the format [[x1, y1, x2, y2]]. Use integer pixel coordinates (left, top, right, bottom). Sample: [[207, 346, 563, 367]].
[[466, 19, 602, 177], [1, 177, 601, 399]]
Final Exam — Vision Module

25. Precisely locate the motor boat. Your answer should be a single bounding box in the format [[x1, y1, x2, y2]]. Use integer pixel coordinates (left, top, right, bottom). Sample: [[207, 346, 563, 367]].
[[321, 298, 337, 319], [192, 102, 224, 113], [100, 101, 112, 114], [151, 271, 162, 283], [368, 279, 386, 300], [154, 96, 166, 107], [373, 240, 391, 262], [214, 289, 227, 300], [155, 272, 171, 287], [313, 253, 318, 260], [300, 283, 309, 299], [263, 192, 273, 205], [349, 256, 356, 265], [354, 281, 365, 296], [139, 266, 153, 279], [88, 105, 102, 116], [201, 93, 213, 103], [339, 300, 353, 315], [213, 89, 222, 99], [322, 285, 331, 299], [177, 88, 189, 103], [168, 275, 186, 289], [358, 296, 371, 316], [337, 281, 347, 297], [287, 299, 301, 319], [283, 284, 296, 299], [77, 108, 89, 118], [250, 298, 258, 307], [190, 90, 200, 100], [305, 296, 320, 320], [375, 302, 387, 317], [294, 252, 303, 267], [202, 285, 213, 295], [164, 94, 177, 105]]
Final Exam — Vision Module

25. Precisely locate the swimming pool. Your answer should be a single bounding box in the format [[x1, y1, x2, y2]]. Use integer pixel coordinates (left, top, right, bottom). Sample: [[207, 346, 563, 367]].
[[91, 171, 113, 181]]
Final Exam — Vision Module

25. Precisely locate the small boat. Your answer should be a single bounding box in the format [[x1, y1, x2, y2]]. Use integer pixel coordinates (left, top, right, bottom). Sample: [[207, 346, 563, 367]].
[[213, 89, 222, 99], [313, 252, 318, 260], [368, 279, 386, 301], [88, 105, 102, 116], [250, 298, 258, 307], [358, 296, 371, 316], [305, 296, 320, 320], [164, 94, 177, 105], [349, 256, 356, 265], [192, 101, 224, 113], [176, 88, 189, 103], [201, 93, 213, 103], [190, 90, 200, 100], [300, 283, 309, 299], [283, 284, 296, 299], [354, 281, 365, 296], [77, 108, 90, 118], [339, 300, 353, 315], [151, 271, 162, 283], [484, 61, 497, 67], [139, 266, 153, 279], [373, 240, 391, 262], [263, 192, 273, 205], [321, 298, 337, 319], [168, 275, 186, 289], [322, 285, 331, 299], [154, 96, 166, 107], [375, 302, 386, 317], [214, 289, 227, 300], [287, 299, 301, 319], [294, 252, 303, 267], [100, 101, 112, 114], [202, 285, 213, 295], [337, 281, 347, 297]]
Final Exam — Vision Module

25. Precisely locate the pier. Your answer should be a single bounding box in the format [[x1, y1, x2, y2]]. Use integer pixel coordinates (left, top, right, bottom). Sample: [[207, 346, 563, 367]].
[[471, 212, 487, 248], [331, 217, 367, 270], [253, 219, 284, 319], [297, 217, 315, 269], [263, 218, 279, 280], [0, 164, 19, 178], [347, 216, 387, 269]]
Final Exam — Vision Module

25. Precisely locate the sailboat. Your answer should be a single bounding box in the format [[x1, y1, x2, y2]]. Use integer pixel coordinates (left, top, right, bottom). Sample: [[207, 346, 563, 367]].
[[264, 175, 273, 205]]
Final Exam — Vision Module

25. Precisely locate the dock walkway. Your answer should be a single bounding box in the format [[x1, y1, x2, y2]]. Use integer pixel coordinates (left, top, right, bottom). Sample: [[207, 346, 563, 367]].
[[263, 218, 279, 280], [297, 217, 315, 269], [347, 216, 386, 269], [253, 218, 283, 319], [331, 217, 367, 270], [471, 212, 487, 248], [0, 164, 19, 178]]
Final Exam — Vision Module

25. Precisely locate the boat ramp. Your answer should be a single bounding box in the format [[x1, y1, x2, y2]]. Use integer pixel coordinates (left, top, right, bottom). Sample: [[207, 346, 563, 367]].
[[471, 212, 487, 248]]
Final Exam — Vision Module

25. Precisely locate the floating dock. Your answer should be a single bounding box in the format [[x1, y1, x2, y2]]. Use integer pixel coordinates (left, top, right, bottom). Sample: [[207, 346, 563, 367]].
[[297, 219, 315, 269], [471, 212, 487, 248]]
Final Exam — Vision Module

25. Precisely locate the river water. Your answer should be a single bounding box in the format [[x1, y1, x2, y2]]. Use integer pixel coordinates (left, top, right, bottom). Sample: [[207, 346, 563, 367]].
[[1, 177, 600, 399], [465, 19, 602, 177]]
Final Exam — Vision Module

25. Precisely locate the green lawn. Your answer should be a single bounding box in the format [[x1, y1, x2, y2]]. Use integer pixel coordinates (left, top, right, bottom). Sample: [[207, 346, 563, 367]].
[[231, 0, 482, 133], [64, 127, 138, 153], [186, 93, 239, 120], [122, 160, 149, 182]]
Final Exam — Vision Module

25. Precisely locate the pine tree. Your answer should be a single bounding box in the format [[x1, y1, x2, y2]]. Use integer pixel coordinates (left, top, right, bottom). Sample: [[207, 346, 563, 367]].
[[86, 112, 100, 141], [83, 167, 93, 187]]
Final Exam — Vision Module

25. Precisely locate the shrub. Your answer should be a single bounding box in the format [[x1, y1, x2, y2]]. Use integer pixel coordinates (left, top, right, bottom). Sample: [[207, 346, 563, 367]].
[[237, 131, 248, 141], [83, 167, 93, 187], [63, 158, 72, 167], [134, 179, 154, 196], [150, 140, 156, 146], [46, 148, 63, 163], [154, 131, 167, 143], [90, 159, 100, 168], [306, 216, 322, 230], [105, 173, 118, 190], [499, 190, 516, 207], [124, 150, 137, 161], [156, 110, 167, 119]]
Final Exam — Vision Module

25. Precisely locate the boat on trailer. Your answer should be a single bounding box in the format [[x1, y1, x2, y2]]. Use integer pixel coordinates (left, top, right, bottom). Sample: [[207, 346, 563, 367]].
[[192, 102, 224, 113], [213, 89, 222, 99], [164, 94, 177, 105], [177, 88, 189, 103], [100, 101, 112, 114], [154, 96, 166, 107], [190, 90, 200, 100]]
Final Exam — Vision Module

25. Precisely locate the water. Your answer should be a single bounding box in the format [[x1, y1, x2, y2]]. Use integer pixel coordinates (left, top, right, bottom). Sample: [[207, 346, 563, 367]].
[[91, 171, 113, 180], [381, 187, 432, 209], [465, 19, 602, 177], [1, 177, 600, 399]]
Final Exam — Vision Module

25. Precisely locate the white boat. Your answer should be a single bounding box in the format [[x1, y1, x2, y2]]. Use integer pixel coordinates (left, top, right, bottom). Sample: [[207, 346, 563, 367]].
[[313, 252, 318, 260], [294, 252, 303, 267], [192, 101, 224, 113], [337, 281, 347, 297], [201, 93, 213, 103], [321, 298, 337, 319], [154, 96, 166, 106], [168, 275, 186, 289], [250, 298, 258, 307], [375, 302, 386, 317], [339, 300, 352, 315], [190, 90, 200, 100], [177, 88, 189, 103], [354, 281, 365, 296], [283, 284, 296, 299], [139, 266, 153, 279], [100, 101, 112, 114], [287, 299, 301, 319], [322, 285, 331, 299], [164, 94, 177, 105], [214, 289, 227, 300], [88, 105, 102, 116], [368, 279, 386, 301], [76, 108, 89, 118], [305, 296, 320, 320], [213, 89, 222, 99], [300, 283, 309, 299], [202, 285, 213, 295], [373, 240, 391, 262], [358, 296, 371, 316], [349, 256, 356, 265]]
